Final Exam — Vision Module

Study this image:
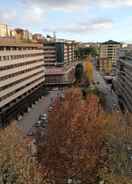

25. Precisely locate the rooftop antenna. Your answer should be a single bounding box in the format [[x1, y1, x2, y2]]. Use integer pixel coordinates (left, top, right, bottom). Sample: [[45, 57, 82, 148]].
[[53, 31, 56, 41]]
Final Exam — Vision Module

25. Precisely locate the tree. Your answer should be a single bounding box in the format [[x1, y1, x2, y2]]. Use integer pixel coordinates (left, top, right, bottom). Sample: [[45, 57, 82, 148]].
[[75, 63, 84, 82], [75, 47, 99, 60], [100, 113, 132, 184], [37, 88, 106, 184], [0, 123, 46, 184], [84, 57, 94, 83]]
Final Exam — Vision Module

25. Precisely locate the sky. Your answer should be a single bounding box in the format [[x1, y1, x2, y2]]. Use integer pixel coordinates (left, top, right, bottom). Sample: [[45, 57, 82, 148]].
[[1, 0, 132, 42]]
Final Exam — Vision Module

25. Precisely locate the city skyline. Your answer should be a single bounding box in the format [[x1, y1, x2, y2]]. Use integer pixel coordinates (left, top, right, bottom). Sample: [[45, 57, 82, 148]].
[[1, 0, 132, 42]]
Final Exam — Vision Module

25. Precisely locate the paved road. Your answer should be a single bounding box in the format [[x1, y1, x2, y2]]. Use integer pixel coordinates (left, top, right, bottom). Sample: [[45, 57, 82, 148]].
[[93, 68, 119, 112], [16, 89, 63, 133]]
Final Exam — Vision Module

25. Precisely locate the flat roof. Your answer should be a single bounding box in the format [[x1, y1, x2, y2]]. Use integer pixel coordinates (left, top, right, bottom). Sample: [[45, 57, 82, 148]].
[[45, 67, 64, 75], [0, 38, 43, 48]]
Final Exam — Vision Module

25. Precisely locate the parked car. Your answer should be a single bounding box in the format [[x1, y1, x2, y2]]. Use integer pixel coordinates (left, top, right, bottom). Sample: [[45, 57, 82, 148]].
[[48, 106, 53, 112], [17, 115, 23, 121], [39, 113, 47, 120], [33, 120, 42, 128]]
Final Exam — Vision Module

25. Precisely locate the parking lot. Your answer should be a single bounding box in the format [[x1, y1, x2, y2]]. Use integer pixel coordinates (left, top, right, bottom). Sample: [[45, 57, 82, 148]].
[[15, 88, 63, 133]]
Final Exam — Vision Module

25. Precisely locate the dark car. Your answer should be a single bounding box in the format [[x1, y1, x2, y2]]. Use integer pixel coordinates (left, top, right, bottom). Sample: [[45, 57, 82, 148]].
[[33, 120, 42, 128]]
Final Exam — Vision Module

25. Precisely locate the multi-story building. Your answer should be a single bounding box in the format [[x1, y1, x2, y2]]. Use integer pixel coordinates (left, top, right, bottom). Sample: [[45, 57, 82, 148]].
[[44, 40, 77, 65], [99, 40, 121, 75], [115, 48, 132, 112], [0, 40, 45, 126], [15, 28, 32, 41], [0, 24, 9, 37], [0, 24, 15, 38], [44, 39, 79, 83], [32, 34, 45, 43]]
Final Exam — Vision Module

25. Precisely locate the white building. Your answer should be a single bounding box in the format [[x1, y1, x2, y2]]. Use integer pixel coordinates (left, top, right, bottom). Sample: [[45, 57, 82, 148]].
[[0, 40, 45, 125]]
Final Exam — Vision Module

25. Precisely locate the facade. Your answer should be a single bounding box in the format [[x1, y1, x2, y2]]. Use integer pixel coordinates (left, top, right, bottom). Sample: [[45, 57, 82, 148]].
[[0, 24, 9, 37], [0, 40, 45, 126], [99, 40, 121, 74], [44, 40, 78, 66], [115, 48, 132, 112], [44, 40, 79, 83], [32, 34, 45, 43], [0, 24, 15, 38], [15, 28, 32, 41]]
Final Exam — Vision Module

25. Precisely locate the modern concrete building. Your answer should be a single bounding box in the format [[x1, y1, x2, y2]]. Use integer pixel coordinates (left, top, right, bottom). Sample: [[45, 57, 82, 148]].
[[99, 40, 121, 75], [44, 39, 79, 83], [115, 48, 132, 112], [44, 40, 78, 66], [0, 40, 45, 126]]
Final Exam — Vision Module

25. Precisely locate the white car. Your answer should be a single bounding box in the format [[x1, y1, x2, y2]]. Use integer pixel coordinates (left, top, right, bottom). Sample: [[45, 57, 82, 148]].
[[17, 115, 23, 121], [39, 113, 47, 120]]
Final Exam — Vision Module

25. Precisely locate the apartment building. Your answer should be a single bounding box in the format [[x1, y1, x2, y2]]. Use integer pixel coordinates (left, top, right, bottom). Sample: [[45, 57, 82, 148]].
[[0, 24, 15, 38], [15, 28, 32, 41], [99, 40, 121, 75], [0, 40, 45, 126], [44, 40, 77, 65], [115, 48, 132, 112], [32, 34, 45, 43], [44, 39, 79, 83]]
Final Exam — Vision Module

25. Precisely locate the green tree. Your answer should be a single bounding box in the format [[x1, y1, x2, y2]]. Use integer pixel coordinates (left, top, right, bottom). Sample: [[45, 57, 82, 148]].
[[75, 63, 84, 82], [75, 47, 99, 59]]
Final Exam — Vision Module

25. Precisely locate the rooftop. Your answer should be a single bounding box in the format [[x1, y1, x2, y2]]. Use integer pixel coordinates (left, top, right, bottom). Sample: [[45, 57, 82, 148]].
[[102, 40, 121, 45], [0, 38, 43, 48]]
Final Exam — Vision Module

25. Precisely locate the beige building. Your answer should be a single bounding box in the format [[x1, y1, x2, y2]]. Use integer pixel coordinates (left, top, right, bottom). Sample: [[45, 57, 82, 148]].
[[32, 34, 44, 43], [0, 24, 10, 37], [15, 28, 32, 41], [99, 40, 121, 74], [0, 40, 45, 126]]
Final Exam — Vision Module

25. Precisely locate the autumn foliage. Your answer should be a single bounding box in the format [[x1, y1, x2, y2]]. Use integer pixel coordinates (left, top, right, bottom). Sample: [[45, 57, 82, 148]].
[[37, 88, 106, 183], [1, 88, 132, 184], [84, 56, 94, 82], [0, 123, 45, 184]]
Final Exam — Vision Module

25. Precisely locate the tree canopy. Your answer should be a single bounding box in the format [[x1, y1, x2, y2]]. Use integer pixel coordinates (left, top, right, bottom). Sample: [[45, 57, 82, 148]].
[[37, 88, 106, 184], [75, 63, 84, 82], [75, 47, 99, 59]]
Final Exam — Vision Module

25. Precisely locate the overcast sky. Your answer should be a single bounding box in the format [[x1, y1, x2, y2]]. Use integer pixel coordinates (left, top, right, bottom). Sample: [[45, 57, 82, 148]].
[[1, 0, 132, 42]]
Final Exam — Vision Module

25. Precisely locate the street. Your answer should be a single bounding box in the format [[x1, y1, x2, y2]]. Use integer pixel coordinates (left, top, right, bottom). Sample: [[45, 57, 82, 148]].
[[12, 66, 119, 134], [15, 88, 63, 133], [93, 68, 119, 112]]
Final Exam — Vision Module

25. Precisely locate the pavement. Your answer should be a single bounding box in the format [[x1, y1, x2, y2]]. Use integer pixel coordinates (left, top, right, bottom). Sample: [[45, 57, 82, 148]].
[[93, 68, 119, 112], [16, 88, 63, 133]]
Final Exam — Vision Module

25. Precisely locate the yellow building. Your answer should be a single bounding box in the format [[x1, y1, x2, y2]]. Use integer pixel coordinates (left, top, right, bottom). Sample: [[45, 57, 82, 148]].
[[0, 24, 9, 37]]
